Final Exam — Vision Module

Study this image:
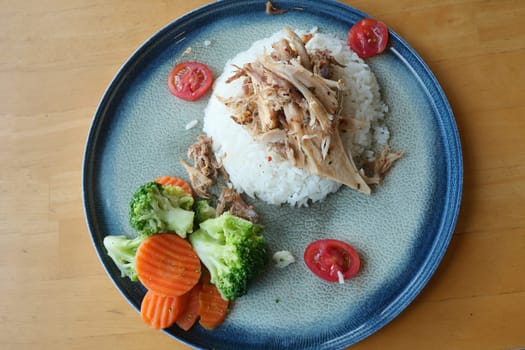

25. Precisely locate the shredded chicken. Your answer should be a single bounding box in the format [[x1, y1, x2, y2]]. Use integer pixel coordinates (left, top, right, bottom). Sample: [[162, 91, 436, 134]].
[[309, 49, 346, 79], [222, 28, 375, 194], [180, 159, 213, 199], [265, 1, 287, 15], [187, 135, 224, 179], [181, 135, 229, 198], [362, 146, 405, 185], [182, 136, 258, 220], [216, 187, 259, 223], [283, 28, 311, 71]]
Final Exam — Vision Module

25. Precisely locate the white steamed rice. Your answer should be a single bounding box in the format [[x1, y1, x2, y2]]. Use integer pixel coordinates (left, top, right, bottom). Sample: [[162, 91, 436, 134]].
[[203, 28, 389, 206]]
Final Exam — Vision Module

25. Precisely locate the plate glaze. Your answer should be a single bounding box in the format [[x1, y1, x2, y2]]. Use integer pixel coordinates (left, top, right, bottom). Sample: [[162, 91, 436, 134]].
[[82, 1, 463, 349]]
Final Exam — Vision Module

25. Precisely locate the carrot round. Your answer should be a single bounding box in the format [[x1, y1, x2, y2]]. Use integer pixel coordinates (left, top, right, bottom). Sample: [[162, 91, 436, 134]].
[[199, 273, 230, 330], [136, 234, 201, 296], [175, 282, 202, 331], [155, 176, 193, 196], [141, 289, 187, 329]]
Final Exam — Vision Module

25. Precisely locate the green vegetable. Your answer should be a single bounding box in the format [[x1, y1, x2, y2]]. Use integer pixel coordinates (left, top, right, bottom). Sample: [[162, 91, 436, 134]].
[[195, 199, 216, 223], [129, 182, 195, 238], [103, 235, 143, 281], [189, 212, 268, 300]]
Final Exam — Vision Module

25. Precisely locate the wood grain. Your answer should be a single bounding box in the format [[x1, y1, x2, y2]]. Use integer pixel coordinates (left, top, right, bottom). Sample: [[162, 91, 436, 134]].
[[1, 1, 524, 349]]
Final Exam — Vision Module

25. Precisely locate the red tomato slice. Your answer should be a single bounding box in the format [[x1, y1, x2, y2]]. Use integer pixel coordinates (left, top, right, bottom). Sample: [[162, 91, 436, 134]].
[[304, 239, 360, 283], [347, 18, 389, 58], [168, 61, 213, 101]]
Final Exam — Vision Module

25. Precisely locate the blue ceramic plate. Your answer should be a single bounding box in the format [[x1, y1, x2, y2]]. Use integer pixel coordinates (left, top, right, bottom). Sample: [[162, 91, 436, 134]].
[[83, 1, 462, 349]]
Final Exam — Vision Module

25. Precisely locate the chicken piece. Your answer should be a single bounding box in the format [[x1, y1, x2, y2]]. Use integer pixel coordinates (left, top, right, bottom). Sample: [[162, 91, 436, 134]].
[[180, 159, 213, 199], [265, 1, 287, 15], [182, 135, 231, 199], [254, 128, 287, 144], [240, 63, 280, 131], [272, 57, 340, 113], [260, 57, 338, 130], [188, 135, 220, 178], [271, 39, 295, 62], [302, 33, 314, 45], [362, 146, 404, 185], [216, 187, 259, 223], [284, 27, 311, 70], [282, 102, 371, 193], [339, 116, 370, 132], [309, 49, 346, 79]]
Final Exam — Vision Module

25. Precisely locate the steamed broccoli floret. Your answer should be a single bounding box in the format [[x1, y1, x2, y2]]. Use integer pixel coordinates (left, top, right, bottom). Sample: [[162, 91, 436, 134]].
[[195, 199, 216, 223], [103, 235, 143, 281], [189, 212, 268, 300], [129, 182, 195, 238]]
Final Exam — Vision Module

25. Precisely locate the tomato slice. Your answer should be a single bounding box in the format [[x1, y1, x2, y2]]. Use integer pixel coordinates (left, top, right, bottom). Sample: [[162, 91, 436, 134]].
[[304, 239, 360, 283], [347, 18, 389, 58], [168, 61, 213, 101]]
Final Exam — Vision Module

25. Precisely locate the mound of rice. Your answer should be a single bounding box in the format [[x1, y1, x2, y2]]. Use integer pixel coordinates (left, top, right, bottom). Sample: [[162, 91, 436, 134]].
[[203, 28, 389, 206]]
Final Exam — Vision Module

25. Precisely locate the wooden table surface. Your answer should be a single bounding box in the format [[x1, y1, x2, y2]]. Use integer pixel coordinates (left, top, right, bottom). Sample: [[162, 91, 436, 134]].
[[1, 0, 524, 349]]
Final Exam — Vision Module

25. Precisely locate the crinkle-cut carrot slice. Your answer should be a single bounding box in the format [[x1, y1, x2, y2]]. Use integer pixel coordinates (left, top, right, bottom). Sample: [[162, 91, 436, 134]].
[[141, 289, 187, 329], [199, 272, 230, 330], [175, 282, 202, 331], [136, 233, 201, 296], [155, 176, 193, 196]]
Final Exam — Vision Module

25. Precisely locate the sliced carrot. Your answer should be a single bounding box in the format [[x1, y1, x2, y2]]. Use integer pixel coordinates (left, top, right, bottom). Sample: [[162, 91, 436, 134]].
[[141, 289, 187, 329], [135, 234, 201, 297], [175, 282, 202, 331], [199, 272, 230, 330], [155, 176, 193, 196]]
